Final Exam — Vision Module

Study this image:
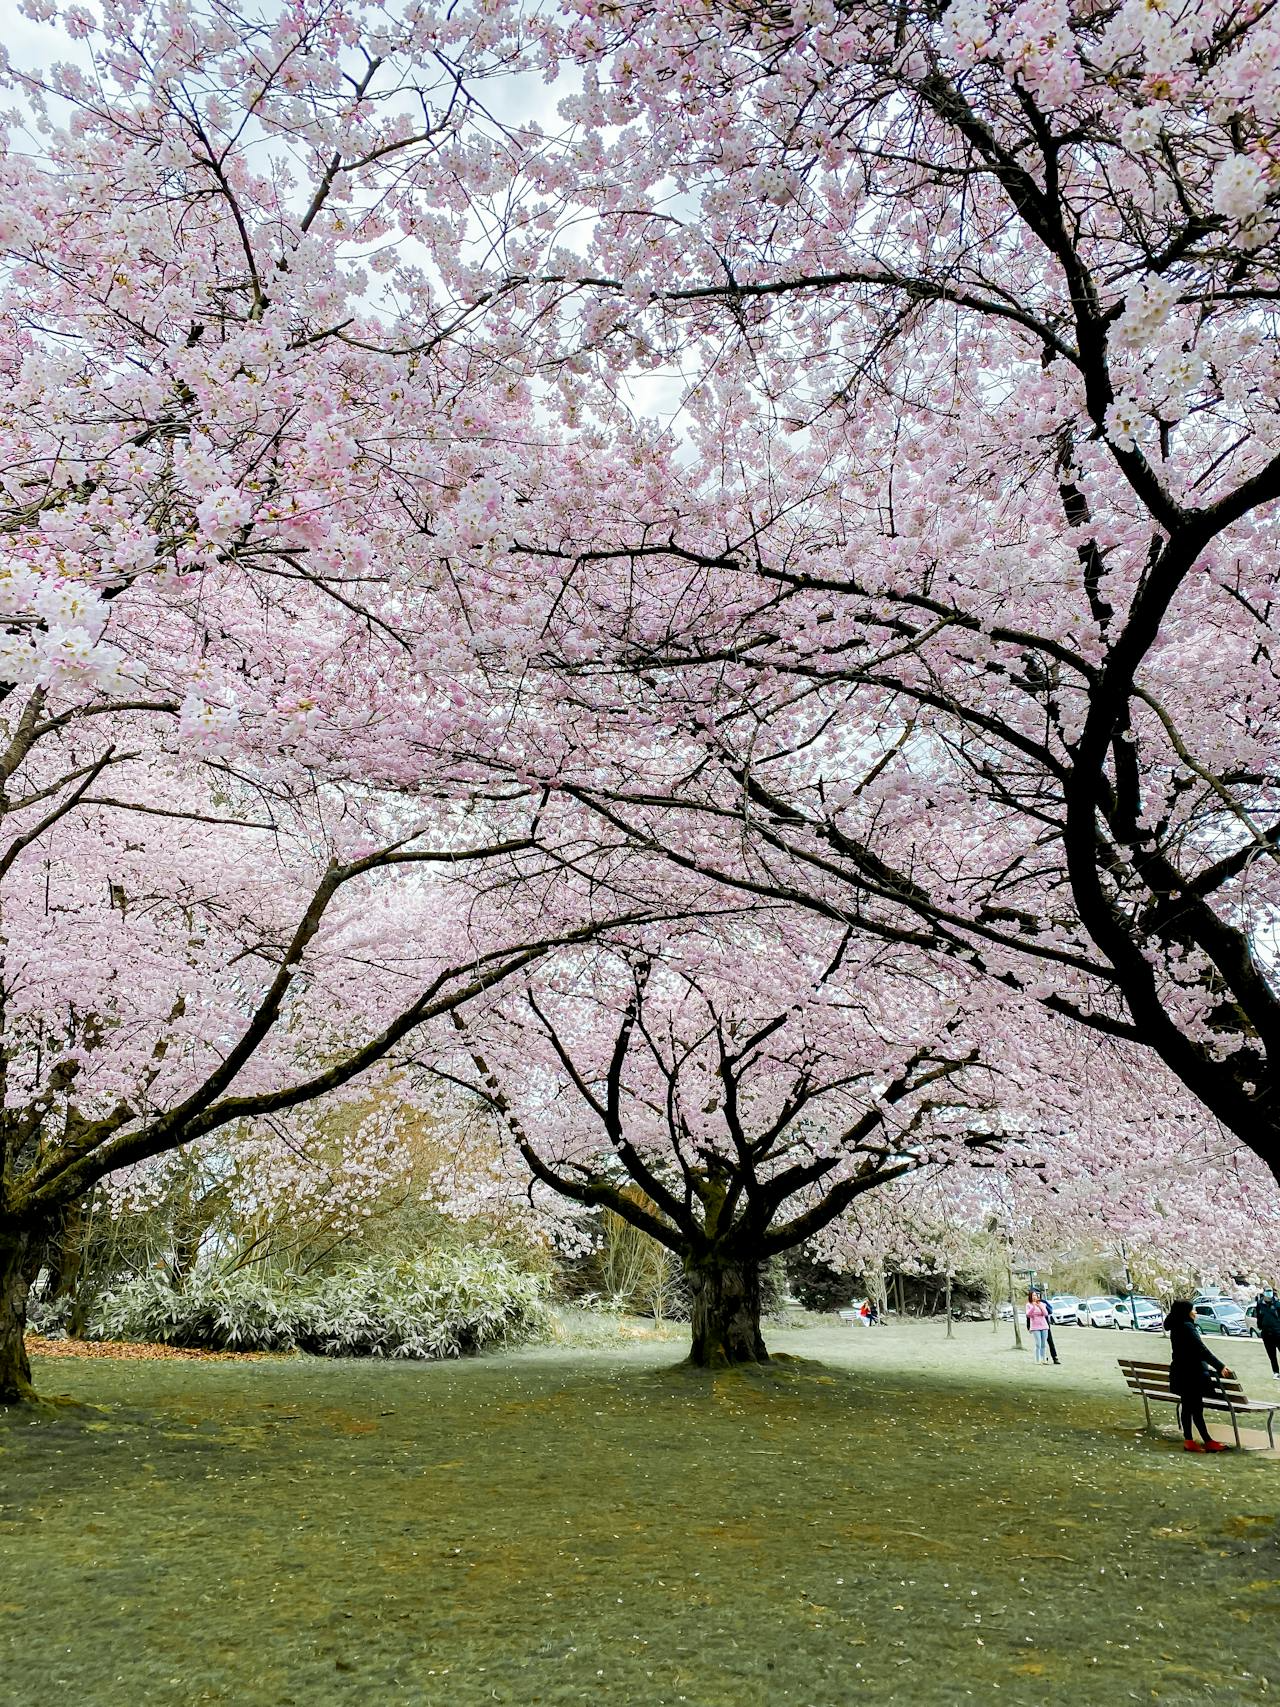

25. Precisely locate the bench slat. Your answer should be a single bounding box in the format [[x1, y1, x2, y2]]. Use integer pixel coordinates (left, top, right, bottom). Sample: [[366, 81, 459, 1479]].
[[1127, 1378, 1259, 1402], [1119, 1359, 1250, 1388], [1119, 1363, 1275, 1407], [1132, 1390, 1272, 1410]]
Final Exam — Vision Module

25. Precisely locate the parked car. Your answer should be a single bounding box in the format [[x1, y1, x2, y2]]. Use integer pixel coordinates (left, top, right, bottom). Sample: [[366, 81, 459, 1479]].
[[1079, 1296, 1118, 1328], [1246, 1303, 1262, 1337], [1192, 1299, 1251, 1338], [1111, 1296, 1164, 1331], [996, 1301, 1014, 1321], [1045, 1294, 1081, 1325]]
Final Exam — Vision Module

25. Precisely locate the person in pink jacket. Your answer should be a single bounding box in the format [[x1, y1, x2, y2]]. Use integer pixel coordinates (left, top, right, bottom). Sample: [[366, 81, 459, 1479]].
[[1026, 1292, 1051, 1364]]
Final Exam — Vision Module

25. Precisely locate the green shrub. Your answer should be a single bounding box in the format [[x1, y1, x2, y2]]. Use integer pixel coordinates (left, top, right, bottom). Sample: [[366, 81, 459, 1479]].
[[25, 1291, 74, 1337], [88, 1249, 551, 1358], [294, 1252, 551, 1359], [91, 1267, 299, 1351]]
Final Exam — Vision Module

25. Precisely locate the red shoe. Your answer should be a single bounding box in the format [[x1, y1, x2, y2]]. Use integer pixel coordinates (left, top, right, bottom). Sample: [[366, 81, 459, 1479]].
[[1202, 1440, 1230, 1452], [1183, 1440, 1205, 1452]]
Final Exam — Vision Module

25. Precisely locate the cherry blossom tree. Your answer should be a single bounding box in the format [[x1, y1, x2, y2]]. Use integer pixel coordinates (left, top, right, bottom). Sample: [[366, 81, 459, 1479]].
[[437, 0, 1280, 1187], [817, 1172, 992, 1334], [8, 0, 1280, 1400], [996, 1122, 1280, 1287], [447, 925, 997, 1363], [825, 1109, 1280, 1310], [442, 909, 1223, 1362], [0, 729, 618, 1404], [0, 0, 623, 1405]]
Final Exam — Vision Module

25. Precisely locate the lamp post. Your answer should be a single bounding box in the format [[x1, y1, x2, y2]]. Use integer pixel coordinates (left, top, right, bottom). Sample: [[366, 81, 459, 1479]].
[[1120, 1242, 1136, 1329]]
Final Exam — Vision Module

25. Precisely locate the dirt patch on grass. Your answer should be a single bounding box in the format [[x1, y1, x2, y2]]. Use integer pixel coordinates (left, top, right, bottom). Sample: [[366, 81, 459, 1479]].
[[24, 1334, 279, 1363]]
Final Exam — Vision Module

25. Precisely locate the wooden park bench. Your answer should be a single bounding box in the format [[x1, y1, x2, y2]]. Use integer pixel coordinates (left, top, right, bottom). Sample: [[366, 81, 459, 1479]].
[[1118, 1356, 1278, 1450]]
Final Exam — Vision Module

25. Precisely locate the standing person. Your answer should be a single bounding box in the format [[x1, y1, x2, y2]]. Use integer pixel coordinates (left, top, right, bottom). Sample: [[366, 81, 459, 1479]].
[[1026, 1291, 1051, 1364], [1044, 1295, 1061, 1366], [1254, 1286, 1280, 1378], [1164, 1300, 1232, 1452], [1028, 1289, 1061, 1365]]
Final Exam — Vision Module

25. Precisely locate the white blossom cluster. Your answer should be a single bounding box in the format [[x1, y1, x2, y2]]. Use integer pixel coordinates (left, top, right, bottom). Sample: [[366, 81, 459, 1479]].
[[0, 560, 131, 691]]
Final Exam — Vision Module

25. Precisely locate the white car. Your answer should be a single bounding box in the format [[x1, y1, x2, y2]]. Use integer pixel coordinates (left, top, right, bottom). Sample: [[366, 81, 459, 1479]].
[[1112, 1296, 1164, 1332], [1079, 1296, 1117, 1328], [1046, 1294, 1082, 1325]]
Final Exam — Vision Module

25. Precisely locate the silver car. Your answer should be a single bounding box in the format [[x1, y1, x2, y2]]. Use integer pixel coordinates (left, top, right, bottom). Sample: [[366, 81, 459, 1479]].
[[1192, 1299, 1251, 1338]]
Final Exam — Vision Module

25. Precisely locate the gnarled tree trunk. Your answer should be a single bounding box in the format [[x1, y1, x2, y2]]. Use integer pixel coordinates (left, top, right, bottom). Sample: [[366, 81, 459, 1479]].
[[1, 1224, 40, 1406], [685, 1253, 768, 1367]]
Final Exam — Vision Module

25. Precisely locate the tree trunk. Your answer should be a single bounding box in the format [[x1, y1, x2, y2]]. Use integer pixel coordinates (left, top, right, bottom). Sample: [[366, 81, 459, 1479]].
[[945, 1272, 954, 1339], [0, 1224, 40, 1406], [1006, 1256, 1023, 1350], [42, 1200, 91, 1338], [685, 1254, 768, 1366], [45, 1201, 83, 1299]]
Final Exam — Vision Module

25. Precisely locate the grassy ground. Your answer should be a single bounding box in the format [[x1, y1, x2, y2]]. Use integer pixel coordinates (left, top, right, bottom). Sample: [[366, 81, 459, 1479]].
[[2, 1318, 1278, 1707]]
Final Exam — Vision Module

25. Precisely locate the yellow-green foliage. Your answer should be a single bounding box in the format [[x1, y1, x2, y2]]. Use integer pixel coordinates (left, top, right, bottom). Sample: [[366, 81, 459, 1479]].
[[597, 1189, 685, 1320]]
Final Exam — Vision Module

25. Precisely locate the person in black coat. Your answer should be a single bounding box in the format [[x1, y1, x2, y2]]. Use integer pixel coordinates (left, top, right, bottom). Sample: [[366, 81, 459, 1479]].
[[1253, 1286, 1280, 1377], [1164, 1300, 1232, 1452]]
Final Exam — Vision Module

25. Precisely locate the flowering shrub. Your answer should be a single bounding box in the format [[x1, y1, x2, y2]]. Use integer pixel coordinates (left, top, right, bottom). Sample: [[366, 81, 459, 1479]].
[[88, 1250, 551, 1358]]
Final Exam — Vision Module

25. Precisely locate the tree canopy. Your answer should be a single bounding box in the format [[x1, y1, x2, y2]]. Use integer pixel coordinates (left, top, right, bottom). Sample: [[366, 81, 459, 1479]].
[[2, 0, 1278, 1390]]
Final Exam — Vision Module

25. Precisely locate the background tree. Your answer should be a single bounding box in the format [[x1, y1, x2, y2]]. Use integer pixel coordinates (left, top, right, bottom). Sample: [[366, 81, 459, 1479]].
[[594, 1187, 686, 1323], [443, 917, 1191, 1364]]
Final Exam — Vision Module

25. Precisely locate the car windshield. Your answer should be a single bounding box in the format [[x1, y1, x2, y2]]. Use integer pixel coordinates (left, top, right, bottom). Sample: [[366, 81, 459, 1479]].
[[1216, 1303, 1244, 1317]]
